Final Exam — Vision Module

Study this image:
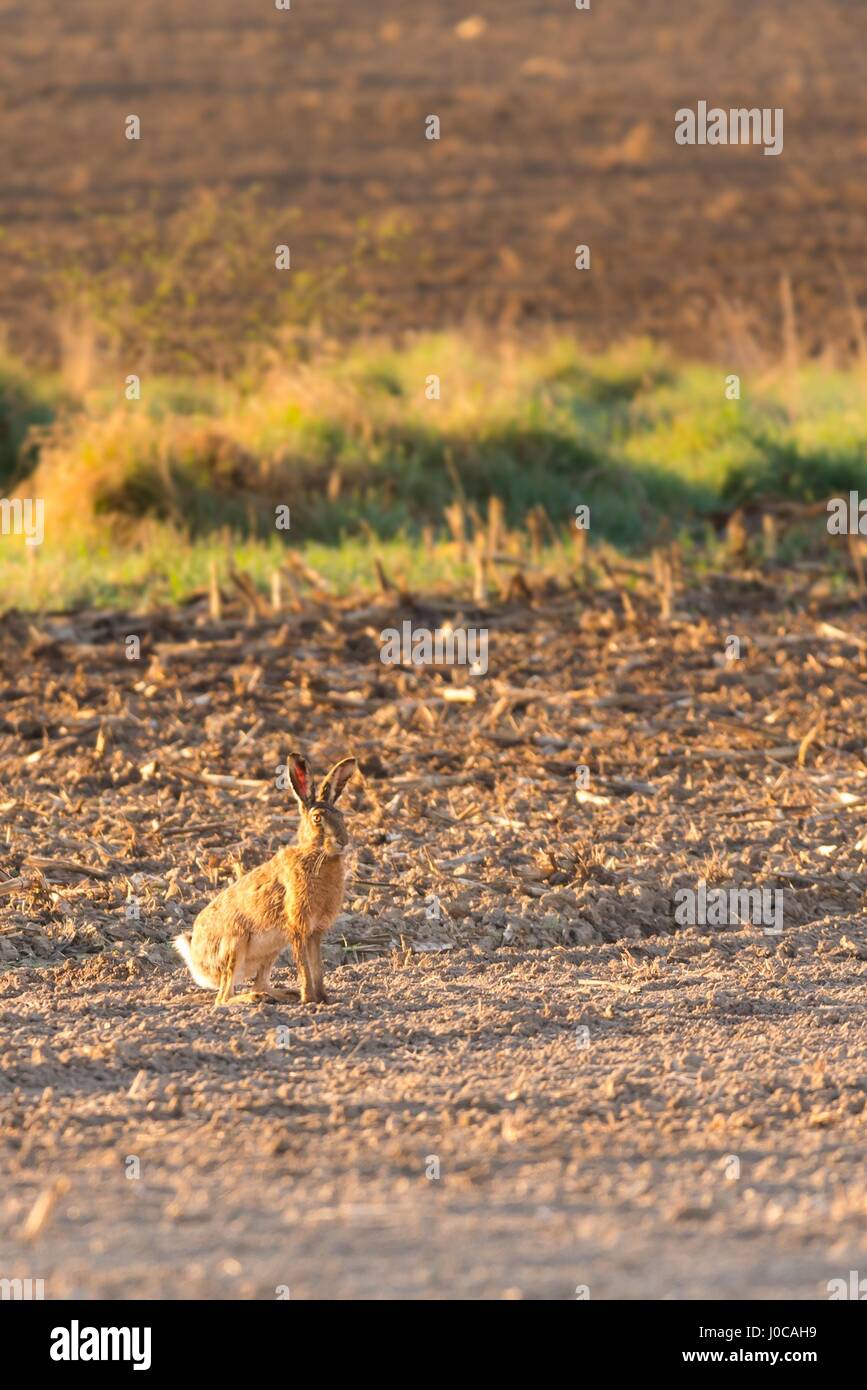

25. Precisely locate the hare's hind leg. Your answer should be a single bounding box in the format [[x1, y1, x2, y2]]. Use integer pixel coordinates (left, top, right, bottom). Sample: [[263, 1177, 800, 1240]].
[[214, 945, 240, 1007], [230, 953, 300, 1005], [214, 963, 233, 1006], [253, 954, 300, 1002]]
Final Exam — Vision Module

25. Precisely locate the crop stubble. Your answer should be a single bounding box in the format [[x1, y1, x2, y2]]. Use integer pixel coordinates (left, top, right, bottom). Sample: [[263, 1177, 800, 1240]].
[[1, 572, 866, 1296]]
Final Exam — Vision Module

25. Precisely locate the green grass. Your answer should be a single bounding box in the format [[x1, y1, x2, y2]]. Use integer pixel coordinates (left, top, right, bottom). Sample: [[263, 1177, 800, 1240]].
[[0, 529, 492, 612], [0, 354, 65, 484], [2, 333, 867, 609]]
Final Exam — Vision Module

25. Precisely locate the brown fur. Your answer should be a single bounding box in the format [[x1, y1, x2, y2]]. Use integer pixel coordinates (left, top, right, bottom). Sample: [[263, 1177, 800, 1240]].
[[174, 754, 357, 1006]]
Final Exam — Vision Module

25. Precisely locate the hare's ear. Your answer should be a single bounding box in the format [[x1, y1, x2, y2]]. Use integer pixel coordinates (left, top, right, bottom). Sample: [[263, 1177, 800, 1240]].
[[320, 756, 357, 805], [287, 752, 315, 809]]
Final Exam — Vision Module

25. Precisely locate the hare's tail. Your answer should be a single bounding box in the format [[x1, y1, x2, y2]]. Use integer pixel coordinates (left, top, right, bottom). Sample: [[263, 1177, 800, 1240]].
[[173, 932, 218, 989]]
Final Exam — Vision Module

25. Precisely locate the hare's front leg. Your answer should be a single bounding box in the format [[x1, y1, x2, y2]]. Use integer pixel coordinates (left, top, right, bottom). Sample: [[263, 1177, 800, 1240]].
[[305, 933, 329, 1004], [290, 928, 326, 1004], [290, 930, 313, 1003]]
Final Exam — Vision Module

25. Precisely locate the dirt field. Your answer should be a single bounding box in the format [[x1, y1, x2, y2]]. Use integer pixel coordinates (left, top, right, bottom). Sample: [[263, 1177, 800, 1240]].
[[3, 0, 867, 360], [2, 569, 867, 1298], [4, 0, 867, 1306]]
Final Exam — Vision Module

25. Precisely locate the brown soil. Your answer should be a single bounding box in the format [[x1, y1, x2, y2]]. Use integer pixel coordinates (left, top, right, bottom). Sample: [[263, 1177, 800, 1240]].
[[1, 571, 867, 1298], [2, 0, 867, 360]]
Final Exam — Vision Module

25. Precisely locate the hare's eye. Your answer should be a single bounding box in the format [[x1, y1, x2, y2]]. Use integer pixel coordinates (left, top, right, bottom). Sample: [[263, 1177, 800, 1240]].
[[312, 812, 322, 824]]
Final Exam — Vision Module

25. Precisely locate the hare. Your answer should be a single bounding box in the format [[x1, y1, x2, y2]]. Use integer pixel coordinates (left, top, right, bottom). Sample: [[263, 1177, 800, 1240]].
[[173, 753, 357, 1006]]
